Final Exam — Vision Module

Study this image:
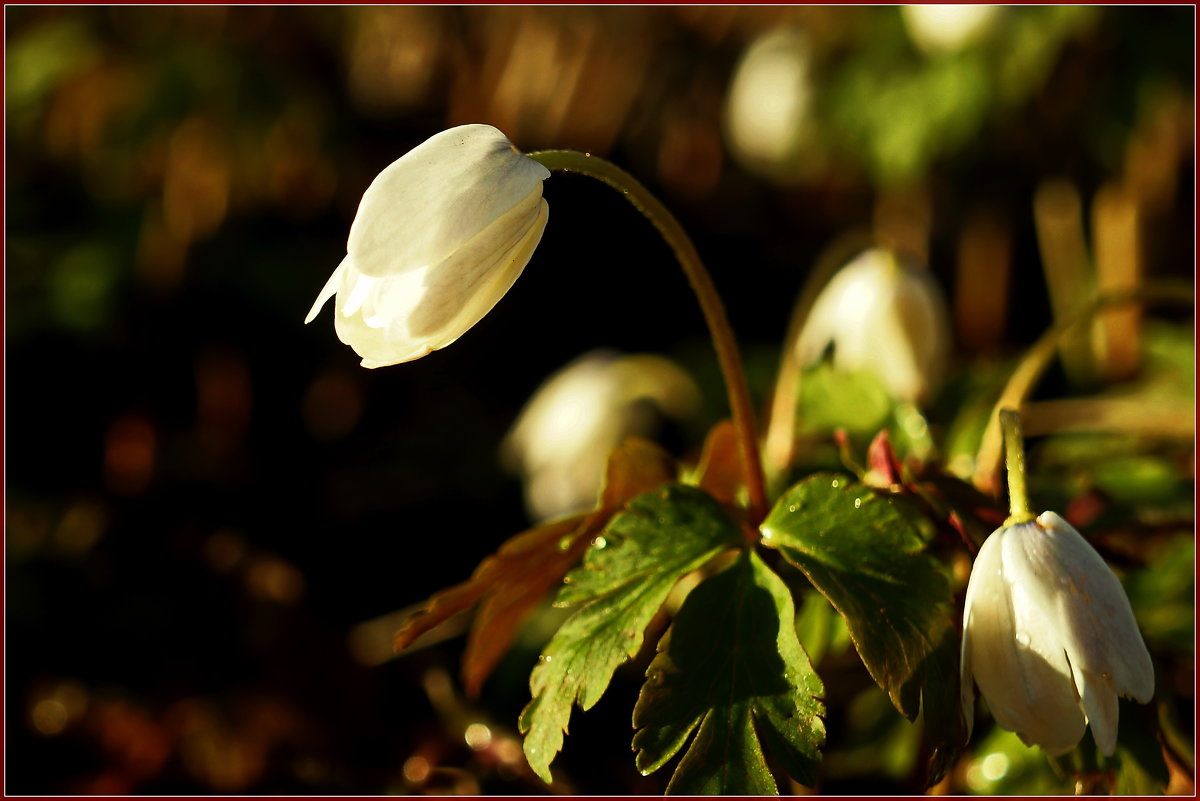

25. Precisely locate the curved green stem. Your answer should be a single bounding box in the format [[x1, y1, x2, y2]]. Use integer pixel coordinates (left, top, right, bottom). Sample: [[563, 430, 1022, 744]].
[[972, 280, 1194, 495], [1000, 409, 1034, 525], [528, 149, 769, 529]]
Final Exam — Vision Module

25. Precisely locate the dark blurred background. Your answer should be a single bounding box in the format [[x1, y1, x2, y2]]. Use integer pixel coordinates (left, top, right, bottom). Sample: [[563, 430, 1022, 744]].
[[5, 6, 1194, 794]]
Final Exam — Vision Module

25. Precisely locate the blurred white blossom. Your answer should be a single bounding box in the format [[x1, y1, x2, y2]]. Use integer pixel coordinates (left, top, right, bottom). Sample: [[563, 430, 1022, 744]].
[[901, 5, 1000, 55], [723, 27, 817, 180], [502, 351, 699, 521], [960, 511, 1154, 756], [306, 124, 549, 367], [795, 248, 950, 404]]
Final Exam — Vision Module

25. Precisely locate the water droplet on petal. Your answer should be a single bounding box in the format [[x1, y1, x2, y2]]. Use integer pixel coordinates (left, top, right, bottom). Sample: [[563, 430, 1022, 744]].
[[1015, 632, 1030, 647]]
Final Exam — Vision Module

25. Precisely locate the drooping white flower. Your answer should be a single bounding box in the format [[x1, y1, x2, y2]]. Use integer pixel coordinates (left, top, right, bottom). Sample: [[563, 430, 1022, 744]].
[[306, 124, 550, 368], [960, 510, 1154, 756], [795, 248, 950, 404], [501, 350, 699, 521]]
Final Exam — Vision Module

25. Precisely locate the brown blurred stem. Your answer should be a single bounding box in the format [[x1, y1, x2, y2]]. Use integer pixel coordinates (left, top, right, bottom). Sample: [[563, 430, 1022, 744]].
[[528, 149, 768, 530], [972, 280, 1194, 496]]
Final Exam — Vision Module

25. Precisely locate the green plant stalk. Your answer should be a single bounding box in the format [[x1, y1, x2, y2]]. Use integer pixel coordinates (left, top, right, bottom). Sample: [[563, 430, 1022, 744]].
[[972, 280, 1194, 495], [529, 149, 769, 530], [761, 240, 855, 496], [1000, 409, 1034, 525]]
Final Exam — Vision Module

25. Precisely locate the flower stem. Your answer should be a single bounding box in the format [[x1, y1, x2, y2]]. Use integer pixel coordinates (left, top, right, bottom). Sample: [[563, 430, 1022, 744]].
[[971, 279, 1194, 496], [999, 409, 1034, 525], [528, 149, 769, 529]]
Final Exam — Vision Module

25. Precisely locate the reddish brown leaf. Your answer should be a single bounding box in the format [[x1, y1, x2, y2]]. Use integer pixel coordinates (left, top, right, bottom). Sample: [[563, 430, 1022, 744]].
[[693, 420, 743, 505], [393, 515, 586, 654], [396, 437, 681, 697], [462, 438, 679, 695], [462, 515, 599, 696], [598, 437, 679, 510]]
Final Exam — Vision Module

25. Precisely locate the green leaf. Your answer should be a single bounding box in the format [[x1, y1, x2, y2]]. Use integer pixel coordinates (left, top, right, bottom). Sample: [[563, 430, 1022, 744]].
[[797, 362, 893, 438], [518, 484, 743, 784], [793, 586, 850, 669], [918, 623, 967, 788], [760, 473, 964, 783], [632, 551, 825, 794], [965, 728, 1067, 794], [1113, 700, 1170, 795]]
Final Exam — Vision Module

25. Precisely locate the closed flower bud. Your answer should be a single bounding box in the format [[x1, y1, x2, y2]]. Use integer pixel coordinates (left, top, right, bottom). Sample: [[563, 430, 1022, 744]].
[[306, 124, 550, 367], [960, 511, 1154, 756], [795, 248, 950, 404]]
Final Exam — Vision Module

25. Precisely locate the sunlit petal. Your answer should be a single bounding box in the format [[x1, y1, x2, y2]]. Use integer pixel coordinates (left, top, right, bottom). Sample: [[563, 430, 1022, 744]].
[[306, 124, 550, 367]]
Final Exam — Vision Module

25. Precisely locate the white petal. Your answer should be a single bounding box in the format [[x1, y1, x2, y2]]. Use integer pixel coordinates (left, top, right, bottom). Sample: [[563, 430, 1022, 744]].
[[305, 256, 349, 323], [960, 531, 1003, 738], [1034, 511, 1155, 704], [332, 265, 433, 367], [793, 248, 949, 403], [964, 523, 1085, 755], [335, 195, 548, 368], [995, 523, 1088, 754], [391, 188, 545, 342], [347, 124, 549, 279], [1073, 664, 1120, 756]]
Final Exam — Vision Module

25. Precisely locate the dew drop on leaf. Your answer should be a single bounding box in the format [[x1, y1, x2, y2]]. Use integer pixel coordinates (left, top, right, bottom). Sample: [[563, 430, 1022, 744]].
[[831, 478, 840, 488], [788, 504, 797, 513], [557, 535, 573, 552], [592, 536, 607, 549], [854, 498, 862, 509]]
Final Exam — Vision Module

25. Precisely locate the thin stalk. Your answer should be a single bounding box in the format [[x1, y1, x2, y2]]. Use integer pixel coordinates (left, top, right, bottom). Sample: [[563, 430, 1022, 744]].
[[972, 280, 1194, 495], [1000, 409, 1034, 525], [529, 149, 769, 529], [761, 239, 855, 496]]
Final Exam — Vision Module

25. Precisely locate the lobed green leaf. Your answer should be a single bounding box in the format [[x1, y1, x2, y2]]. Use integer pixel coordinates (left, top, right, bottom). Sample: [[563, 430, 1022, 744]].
[[760, 472, 964, 786], [518, 484, 743, 784], [632, 550, 825, 794]]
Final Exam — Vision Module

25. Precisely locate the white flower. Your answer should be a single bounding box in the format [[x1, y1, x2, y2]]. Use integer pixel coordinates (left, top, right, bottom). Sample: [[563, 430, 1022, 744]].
[[306, 124, 550, 368], [960, 511, 1154, 756], [501, 350, 699, 521], [901, 5, 1000, 55], [795, 248, 950, 403], [724, 27, 817, 179]]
